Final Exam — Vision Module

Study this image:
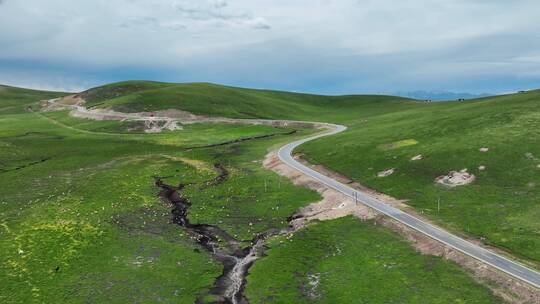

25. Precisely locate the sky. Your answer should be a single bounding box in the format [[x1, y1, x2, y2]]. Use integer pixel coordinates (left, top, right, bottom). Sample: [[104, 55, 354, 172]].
[[1, 0, 540, 95]]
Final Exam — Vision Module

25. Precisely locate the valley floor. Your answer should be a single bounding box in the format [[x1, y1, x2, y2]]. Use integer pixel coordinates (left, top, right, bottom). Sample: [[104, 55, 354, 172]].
[[3, 83, 540, 303], [0, 106, 505, 303]]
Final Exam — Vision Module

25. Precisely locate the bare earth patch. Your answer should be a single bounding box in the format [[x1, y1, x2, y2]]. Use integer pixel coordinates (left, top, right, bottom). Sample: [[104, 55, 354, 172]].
[[304, 273, 321, 300], [411, 154, 423, 161], [263, 151, 377, 231], [377, 168, 395, 178], [436, 169, 476, 187], [43, 96, 332, 134], [40, 95, 85, 111]]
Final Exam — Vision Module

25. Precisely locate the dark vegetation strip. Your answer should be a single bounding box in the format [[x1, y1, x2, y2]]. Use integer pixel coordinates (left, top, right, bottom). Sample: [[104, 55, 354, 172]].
[[11, 132, 64, 140], [0, 157, 51, 174], [183, 130, 297, 151], [202, 164, 229, 188], [87, 101, 106, 109]]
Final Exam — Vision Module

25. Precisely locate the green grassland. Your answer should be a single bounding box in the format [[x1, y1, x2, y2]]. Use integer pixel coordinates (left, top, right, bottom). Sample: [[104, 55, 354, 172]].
[[0, 84, 507, 303], [82, 81, 540, 265], [0, 104, 321, 302], [0, 85, 68, 114], [81, 80, 415, 120], [299, 91, 540, 264], [246, 217, 501, 303]]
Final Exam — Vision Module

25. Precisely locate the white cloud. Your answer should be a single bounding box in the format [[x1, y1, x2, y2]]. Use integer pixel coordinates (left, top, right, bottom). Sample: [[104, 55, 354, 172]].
[[0, 69, 89, 92], [0, 0, 539, 93]]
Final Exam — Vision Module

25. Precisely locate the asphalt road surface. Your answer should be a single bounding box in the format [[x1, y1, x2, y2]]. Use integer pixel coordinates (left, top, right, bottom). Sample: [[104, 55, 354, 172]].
[[278, 123, 540, 289]]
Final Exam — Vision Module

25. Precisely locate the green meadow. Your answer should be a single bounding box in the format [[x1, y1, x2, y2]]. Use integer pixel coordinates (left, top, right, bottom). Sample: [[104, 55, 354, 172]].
[[0, 89, 320, 302], [0, 83, 511, 303], [83, 81, 540, 265], [299, 91, 540, 264], [247, 217, 501, 303]]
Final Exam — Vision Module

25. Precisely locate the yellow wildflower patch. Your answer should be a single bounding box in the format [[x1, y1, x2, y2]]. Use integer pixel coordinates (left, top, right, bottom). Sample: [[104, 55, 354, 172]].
[[378, 139, 419, 151]]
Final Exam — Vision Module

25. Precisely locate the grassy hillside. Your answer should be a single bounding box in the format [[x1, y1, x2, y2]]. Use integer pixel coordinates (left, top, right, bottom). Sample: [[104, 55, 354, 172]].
[[247, 217, 501, 303], [0, 85, 68, 114], [299, 90, 540, 264], [0, 85, 502, 303], [82, 80, 417, 120], [0, 109, 319, 302], [82, 81, 540, 265]]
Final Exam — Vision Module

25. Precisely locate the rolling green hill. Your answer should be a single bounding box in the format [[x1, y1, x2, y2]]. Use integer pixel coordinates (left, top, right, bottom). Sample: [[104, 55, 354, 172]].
[[299, 89, 540, 264], [0, 84, 69, 114], [81, 80, 418, 120], [80, 81, 540, 265], [0, 84, 503, 303]]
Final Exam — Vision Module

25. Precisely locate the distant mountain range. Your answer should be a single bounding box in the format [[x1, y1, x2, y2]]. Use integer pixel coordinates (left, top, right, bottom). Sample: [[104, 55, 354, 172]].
[[395, 90, 492, 101]]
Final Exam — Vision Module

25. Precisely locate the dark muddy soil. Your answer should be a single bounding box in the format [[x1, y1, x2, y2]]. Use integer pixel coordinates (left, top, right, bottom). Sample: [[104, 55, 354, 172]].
[[155, 177, 249, 303], [202, 163, 229, 188]]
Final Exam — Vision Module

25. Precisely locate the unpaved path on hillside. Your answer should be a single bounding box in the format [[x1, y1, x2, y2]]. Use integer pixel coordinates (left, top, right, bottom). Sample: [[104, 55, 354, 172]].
[[44, 96, 540, 299], [42, 97, 330, 132]]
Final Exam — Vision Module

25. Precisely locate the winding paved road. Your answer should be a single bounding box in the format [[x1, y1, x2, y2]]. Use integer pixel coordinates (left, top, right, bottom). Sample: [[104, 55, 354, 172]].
[[278, 123, 540, 289]]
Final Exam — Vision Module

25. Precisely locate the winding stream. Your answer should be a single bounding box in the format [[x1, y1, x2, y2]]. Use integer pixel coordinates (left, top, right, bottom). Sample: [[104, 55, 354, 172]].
[[155, 172, 297, 304]]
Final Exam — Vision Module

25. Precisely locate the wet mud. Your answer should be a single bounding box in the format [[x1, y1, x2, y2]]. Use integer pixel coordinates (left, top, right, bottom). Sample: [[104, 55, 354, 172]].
[[155, 171, 297, 304]]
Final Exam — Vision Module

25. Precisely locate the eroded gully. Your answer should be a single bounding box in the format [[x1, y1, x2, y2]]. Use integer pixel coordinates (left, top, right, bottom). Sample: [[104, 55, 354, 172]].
[[154, 164, 300, 304]]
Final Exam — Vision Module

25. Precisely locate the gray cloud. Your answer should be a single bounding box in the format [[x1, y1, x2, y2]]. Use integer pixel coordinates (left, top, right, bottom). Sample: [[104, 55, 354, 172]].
[[111, 1, 270, 32], [172, 0, 270, 29], [0, 0, 538, 93], [116, 16, 159, 28]]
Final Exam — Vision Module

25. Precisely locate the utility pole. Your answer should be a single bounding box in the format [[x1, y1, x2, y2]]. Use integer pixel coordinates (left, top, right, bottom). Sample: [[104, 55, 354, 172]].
[[437, 197, 441, 215]]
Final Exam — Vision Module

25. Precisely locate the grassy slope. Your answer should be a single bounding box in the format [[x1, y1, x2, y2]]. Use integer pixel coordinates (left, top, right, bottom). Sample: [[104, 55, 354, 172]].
[[299, 90, 540, 263], [247, 217, 501, 303], [84, 81, 540, 264], [81, 80, 415, 121], [0, 85, 501, 303], [0, 85, 68, 114], [0, 102, 319, 302]]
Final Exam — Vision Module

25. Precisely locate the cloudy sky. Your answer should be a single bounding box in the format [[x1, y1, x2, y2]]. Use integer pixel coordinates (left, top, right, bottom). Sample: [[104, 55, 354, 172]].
[[1, 0, 539, 95]]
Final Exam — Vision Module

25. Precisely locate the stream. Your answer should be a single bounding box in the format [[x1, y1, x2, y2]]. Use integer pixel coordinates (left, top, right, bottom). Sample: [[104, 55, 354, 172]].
[[155, 170, 298, 304]]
